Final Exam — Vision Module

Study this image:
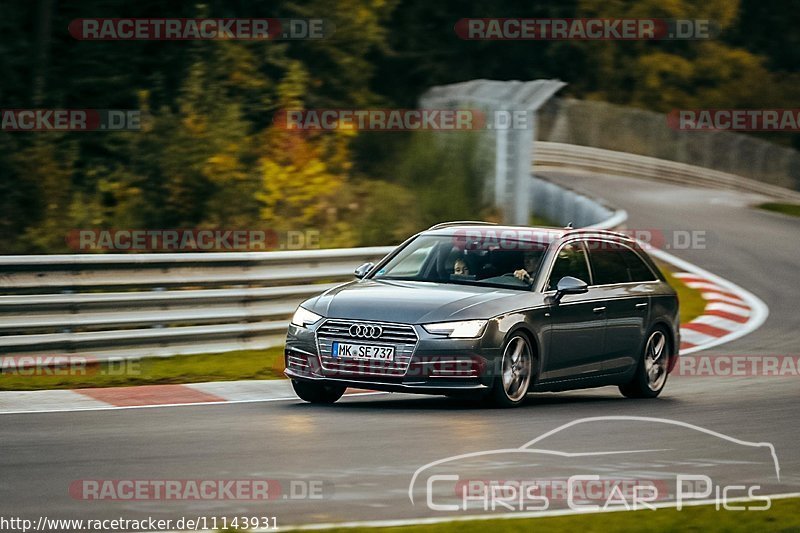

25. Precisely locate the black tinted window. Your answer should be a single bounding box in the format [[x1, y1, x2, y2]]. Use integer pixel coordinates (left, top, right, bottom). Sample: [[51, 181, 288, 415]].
[[547, 242, 590, 290], [587, 240, 655, 284], [623, 249, 657, 282]]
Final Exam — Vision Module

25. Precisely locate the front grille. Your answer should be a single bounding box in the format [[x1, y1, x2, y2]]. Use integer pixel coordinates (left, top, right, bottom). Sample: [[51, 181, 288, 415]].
[[315, 319, 418, 377]]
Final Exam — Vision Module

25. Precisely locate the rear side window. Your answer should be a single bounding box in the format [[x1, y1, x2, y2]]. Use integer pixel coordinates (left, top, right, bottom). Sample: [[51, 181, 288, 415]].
[[586, 240, 655, 284], [623, 248, 657, 282]]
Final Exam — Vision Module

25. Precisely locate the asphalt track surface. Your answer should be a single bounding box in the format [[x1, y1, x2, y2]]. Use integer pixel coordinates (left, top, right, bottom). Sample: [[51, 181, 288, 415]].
[[1, 172, 799, 529]]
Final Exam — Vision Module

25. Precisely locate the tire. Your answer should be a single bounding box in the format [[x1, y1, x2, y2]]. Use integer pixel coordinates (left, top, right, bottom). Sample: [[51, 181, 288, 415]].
[[485, 333, 535, 408], [291, 379, 346, 404], [619, 327, 670, 399]]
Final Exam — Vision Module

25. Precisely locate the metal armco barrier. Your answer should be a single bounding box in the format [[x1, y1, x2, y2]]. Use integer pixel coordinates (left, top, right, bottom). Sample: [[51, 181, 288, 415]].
[[534, 142, 800, 203], [0, 248, 394, 360]]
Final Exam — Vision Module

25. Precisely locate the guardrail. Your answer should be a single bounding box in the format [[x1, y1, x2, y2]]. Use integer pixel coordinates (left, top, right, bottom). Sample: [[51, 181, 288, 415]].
[[0, 248, 394, 360], [534, 141, 800, 203], [530, 175, 627, 230]]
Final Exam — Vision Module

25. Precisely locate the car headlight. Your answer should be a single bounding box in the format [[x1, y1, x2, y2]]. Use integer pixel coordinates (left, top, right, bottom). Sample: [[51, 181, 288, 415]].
[[291, 306, 323, 328], [422, 320, 487, 338]]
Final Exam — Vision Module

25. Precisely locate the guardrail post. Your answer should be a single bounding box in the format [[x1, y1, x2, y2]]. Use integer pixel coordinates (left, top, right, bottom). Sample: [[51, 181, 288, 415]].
[[420, 80, 565, 225]]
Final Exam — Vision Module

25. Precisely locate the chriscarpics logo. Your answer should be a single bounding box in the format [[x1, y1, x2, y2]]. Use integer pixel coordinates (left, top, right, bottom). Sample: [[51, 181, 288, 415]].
[[410, 416, 781, 513]]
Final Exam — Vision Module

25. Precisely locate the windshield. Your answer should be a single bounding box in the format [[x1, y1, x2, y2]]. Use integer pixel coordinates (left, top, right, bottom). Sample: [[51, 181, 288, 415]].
[[371, 234, 550, 290]]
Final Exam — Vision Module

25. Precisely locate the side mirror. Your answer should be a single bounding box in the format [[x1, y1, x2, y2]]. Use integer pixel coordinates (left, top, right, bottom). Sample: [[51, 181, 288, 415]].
[[354, 262, 375, 279], [554, 276, 588, 302]]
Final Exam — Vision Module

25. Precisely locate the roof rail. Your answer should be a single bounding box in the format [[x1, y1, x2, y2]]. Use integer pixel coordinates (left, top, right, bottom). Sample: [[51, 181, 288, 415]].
[[426, 221, 498, 231], [565, 227, 631, 240]]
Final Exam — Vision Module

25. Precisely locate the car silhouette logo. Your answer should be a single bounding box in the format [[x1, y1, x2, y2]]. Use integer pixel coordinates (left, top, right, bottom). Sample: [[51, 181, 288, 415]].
[[408, 416, 782, 507], [349, 324, 383, 339]]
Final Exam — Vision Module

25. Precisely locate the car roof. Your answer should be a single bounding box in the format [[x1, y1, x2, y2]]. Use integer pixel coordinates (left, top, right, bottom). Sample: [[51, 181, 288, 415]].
[[422, 223, 633, 244]]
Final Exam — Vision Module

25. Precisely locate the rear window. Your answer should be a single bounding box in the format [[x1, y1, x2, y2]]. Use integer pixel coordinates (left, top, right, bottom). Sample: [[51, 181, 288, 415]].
[[623, 248, 657, 282]]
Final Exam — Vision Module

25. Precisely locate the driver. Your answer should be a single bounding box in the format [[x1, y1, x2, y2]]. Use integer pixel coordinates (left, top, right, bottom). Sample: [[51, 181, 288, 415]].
[[513, 251, 541, 284]]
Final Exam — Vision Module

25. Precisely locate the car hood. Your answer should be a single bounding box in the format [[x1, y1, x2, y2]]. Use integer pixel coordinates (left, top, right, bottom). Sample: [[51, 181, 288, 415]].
[[303, 279, 544, 323]]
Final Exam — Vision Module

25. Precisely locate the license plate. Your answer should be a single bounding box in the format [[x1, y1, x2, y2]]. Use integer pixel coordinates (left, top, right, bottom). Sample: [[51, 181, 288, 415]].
[[331, 341, 395, 362]]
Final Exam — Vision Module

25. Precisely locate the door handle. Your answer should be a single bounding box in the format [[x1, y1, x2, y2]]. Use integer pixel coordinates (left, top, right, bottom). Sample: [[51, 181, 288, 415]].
[[635, 302, 648, 309], [592, 306, 606, 314]]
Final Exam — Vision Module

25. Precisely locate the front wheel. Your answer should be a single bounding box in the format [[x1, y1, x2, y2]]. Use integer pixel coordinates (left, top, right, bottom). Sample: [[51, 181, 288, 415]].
[[485, 334, 535, 408], [291, 380, 346, 404], [619, 328, 669, 399]]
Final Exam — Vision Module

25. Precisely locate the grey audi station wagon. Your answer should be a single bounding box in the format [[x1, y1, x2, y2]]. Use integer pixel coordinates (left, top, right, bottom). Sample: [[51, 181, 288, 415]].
[[284, 222, 680, 407]]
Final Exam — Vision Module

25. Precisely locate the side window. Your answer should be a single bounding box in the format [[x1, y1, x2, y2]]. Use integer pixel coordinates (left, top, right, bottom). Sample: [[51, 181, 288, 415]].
[[587, 240, 656, 284], [547, 242, 591, 290], [623, 249, 657, 282], [587, 240, 631, 285]]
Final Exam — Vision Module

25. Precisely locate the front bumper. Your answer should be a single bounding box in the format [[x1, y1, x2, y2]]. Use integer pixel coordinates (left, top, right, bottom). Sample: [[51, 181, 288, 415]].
[[284, 320, 500, 393], [284, 367, 490, 394]]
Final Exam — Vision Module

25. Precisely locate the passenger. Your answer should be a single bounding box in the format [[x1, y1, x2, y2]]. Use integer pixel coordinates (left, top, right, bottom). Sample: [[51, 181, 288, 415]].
[[454, 258, 470, 276]]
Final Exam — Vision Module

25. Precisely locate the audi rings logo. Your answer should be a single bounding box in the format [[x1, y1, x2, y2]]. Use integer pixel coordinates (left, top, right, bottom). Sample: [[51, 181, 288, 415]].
[[349, 323, 383, 339]]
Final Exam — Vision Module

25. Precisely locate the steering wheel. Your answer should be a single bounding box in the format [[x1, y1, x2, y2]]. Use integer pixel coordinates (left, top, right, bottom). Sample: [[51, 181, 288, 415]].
[[501, 272, 532, 284]]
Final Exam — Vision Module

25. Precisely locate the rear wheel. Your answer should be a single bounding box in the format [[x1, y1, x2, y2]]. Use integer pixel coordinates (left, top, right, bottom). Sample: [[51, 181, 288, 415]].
[[485, 334, 534, 408], [291, 380, 346, 404], [620, 328, 669, 399]]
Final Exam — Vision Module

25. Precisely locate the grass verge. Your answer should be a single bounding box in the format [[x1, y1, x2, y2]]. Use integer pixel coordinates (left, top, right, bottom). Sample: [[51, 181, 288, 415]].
[[660, 264, 706, 325], [757, 202, 800, 218], [281, 497, 800, 533], [0, 347, 286, 391]]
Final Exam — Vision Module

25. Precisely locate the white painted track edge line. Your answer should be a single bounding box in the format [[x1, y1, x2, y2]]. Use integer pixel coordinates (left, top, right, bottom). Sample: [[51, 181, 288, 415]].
[[145, 492, 800, 532], [0, 391, 389, 416]]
